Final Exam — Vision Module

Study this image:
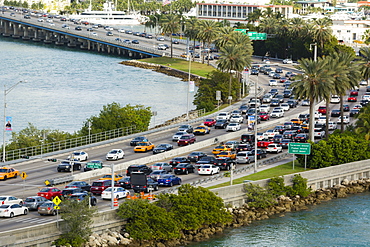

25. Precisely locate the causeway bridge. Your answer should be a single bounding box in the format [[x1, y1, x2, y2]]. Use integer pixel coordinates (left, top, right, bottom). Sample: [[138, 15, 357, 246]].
[[0, 12, 163, 58]]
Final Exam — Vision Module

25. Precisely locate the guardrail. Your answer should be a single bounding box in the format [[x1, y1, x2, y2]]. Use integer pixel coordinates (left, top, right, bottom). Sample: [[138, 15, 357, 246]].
[[47, 175, 74, 186]]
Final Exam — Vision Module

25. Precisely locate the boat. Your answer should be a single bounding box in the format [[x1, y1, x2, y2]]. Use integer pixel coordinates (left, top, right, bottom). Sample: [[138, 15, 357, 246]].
[[69, 1, 148, 25]]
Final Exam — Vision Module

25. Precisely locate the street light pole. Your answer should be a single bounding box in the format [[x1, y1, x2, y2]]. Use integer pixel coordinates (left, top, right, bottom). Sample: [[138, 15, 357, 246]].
[[111, 163, 115, 209], [3, 80, 27, 163], [309, 43, 317, 141], [254, 74, 258, 173], [186, 39, 191, 121]]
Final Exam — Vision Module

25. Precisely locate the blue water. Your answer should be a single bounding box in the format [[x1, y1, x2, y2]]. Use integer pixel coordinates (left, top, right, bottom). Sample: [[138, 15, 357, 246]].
[[0, 33, 194, 134], [189, 191, 370, 247]]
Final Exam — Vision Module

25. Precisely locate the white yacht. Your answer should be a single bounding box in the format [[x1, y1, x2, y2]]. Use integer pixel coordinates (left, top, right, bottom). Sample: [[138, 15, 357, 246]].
[[69, 1, 148, 25]]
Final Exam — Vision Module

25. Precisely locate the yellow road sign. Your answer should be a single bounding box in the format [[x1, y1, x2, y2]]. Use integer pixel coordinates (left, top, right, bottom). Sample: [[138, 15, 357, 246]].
[[54, 206, 60, 210], [52, 196, 61, 205], [44, 180, 50, 186], [20, 172, 27, 180]]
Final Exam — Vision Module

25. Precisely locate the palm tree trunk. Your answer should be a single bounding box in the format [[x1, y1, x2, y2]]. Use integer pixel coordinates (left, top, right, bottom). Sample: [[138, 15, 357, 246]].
[[340, 95, 344, 132], [229, 72, 232, 105], [170, 36, 173, 58]]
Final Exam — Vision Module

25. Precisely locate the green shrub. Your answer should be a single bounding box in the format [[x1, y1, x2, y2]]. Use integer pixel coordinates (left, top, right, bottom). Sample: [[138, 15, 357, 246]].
[[244, 183, 277, 208], [268, 176, 287, 196], [288, 174, 311, 198]]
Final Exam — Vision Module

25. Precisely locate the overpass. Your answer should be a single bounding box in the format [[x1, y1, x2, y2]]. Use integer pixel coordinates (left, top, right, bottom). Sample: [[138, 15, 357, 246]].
[[0, 13, 162, 59]]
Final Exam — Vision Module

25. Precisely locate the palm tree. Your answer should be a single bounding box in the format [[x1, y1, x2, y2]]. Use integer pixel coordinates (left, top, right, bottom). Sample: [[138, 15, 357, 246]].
[[258, 18, 278, 35], [184, 17, 199, 53], [360, 47, 370, 84], [217, 45, 250, 104], [214, 26, 235, 49], [310, 18, 333, 55], [291, 57, 335, 141], [246, 9, 263, 24], [355, 106, 370, 140], [197, 20, 220, 65], [160, 14, 180, 58]]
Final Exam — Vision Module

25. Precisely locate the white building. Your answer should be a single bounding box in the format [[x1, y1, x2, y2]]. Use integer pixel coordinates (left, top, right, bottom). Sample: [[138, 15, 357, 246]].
[[332, 20, 370, 43]]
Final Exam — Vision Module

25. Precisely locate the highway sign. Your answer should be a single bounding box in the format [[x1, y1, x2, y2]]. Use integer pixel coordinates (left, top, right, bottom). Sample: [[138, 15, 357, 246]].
[[20, 172, 27, 180], [52, 196, 62, 206], [54, 206, 60, 210], [44, 180, 50, 186], [86, 162, 102, 169], [288, 143, 311, 155]]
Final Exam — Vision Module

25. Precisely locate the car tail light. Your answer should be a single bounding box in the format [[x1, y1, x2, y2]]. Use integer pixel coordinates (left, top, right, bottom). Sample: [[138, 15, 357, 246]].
[[166, 179, 171, 182], [47, 207, 51, 210], [1, 201, 3, 204], [182, 168, 186, 170], [4, 209, 9, 212], [143, 186, 147, 188], [198, 169, 200, 171]]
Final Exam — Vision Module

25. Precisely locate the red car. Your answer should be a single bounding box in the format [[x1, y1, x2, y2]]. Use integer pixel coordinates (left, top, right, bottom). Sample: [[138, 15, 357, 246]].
[[350, 90, 358, 96], [177, 134, 196, 146], [347, 96, 357, 102], [318, 106, 327, 114], [259, 112, 270, 121], [257, 140, 274, 148], [203, 118, 216, 127], [37, 187, 62, 200]]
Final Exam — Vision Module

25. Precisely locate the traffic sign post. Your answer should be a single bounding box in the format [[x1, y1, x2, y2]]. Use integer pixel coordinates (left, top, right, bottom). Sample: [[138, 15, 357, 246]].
[[288, 143, 311, 170], [21, 172, 27, 200], [52, 196, 61, 229]]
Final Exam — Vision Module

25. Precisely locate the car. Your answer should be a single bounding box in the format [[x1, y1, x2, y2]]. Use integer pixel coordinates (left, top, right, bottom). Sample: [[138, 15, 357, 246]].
[[0, 167, 20, 180], [231, 110, 242, 116], [260, 104, 271, 112], [265, 129, 280, 138], [213, 157, 235, 170], [124, 39, 131, 44], [69, 192, 97, 206], [134, 142, 155, 152], [240, 134, 254, 144], [203, 118, 216, 127], [279, 139, 292, 149], [0, 204, 28, 218], [38, 201, 57, 216], [251, 149, 267, 159], [257, 140, 274, 148], [157, 174, 181, 187], [270, 99, 280, 107], [118, 177, 132, 189], [294, 133, 309, 142], [216, 112, 231, 120], [99, 173, 123, 182], [132, 39, 139, 44], [283, 59, 293, 64], [350, 90, 359, 96], [149, 170, 169, 181], [75, 26, 82, 31], [177, 134, 196, 146], [235, 143, 253, 153], [273, 134, 284, 143], [328, 121, 337, 130], [226, 123, 241, 132], [230, 115, 244, 123], [316, 116, 327, 125], [290, 118, 303, 125], [61, 24, 70, 29], [269, 88, 278, 96], [91, 32, 98, 36], [37, 187, 62, 200], [301, 99, 310, 106], [61, 188, 86, 198], [106, 31, 113, 36], [106, 149, 125, 160], [187, 151, 207, 162], [23, 14, 31, 19], [68, 151, 88, 161], [130, 136, 148, 146], [152, 143, 173, 154], [150, 162, 172, 172], [318, 106, 327, 114], [198, 164, 220, 175], [90, 180, 113, 195], [266, 144, 283, 153], [286, 99, 298, 108], [331, 109, 341, 117], [193, 125, 211, 135], [101, 187, 130, 200], [360, 99, 369, 106], [337, 116, 350, 124], [343, 104, 350, 111], [259, 112, 270, 121], [156, 36, 165, 41], [314, 111, 322, 119], [158, 44, 168, 50], [352, 104, 362, 110], [274, 125, 286, 134], [65, 181, 91, 191], [178, 124, 193, 133], [126, 164, 153, 176], [0, 196, 23, 206], [118, 28, 125, 33], [347, 96, 357, 102], [283, 130, 297, 139], [314, 128, 325, 139], [280, 103, 290, 111], [283, 90, 293, 98], [104, 26, 113, 31], [262, 94, 273, 103], [251, 69, 259, 75], [350, 109, 360, 117], [172, 40, 179, 44], [23, 196, 49, 210], [173, 163, 195, 175], [125, 30, 133, 34], [169, 157, 190, 167], [330, 95, 340, 104], [216, 151, 236, 159], [236, 151, 255, 164], [57, 160, 81, 172], [195, 156, 218, 166], [271, 109, 284, 118], [172, 131, 187, 141], [269, 79, 278, 86], [212, 145, 230, 155], [360, 80, 368, 86]]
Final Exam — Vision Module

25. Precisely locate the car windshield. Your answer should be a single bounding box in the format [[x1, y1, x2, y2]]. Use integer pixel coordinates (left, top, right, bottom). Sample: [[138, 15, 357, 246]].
[[179, 136, 190, 140], [73, 152, 81, 155], [205, 119, 213, 122], [137, 142, 149, 146], [25, 198, 36, 202], [157, 144, 167, 147], [92, 182, 103, 186], [40, 188, 50, 192], [109, 150, 118, 154]]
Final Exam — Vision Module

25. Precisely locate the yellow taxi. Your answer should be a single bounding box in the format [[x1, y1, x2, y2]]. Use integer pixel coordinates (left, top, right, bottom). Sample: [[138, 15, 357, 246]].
[[301, 124, 309, 131], [291, 118, 303, 125], [193, 125, 211, 135], [180, 53, 189, 58], [212, 145, 232, 155], [99, 173, 123, 182], [0, 167, 20, 180], [134, 142, 155, 153], [216, 151, 236, 159]]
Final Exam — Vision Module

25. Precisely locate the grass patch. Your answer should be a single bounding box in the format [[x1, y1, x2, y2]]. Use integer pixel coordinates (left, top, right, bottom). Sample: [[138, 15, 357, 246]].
[[140, 57, 216, 78], [208, 161, 311, 189]]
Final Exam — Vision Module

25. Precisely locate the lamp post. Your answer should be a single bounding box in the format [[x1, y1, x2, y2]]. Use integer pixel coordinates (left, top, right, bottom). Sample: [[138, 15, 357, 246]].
[[2, 80, 27, 163], [254, 74, 258, 173], [309, 43, 317, 141], [186, 39, 192, 121]]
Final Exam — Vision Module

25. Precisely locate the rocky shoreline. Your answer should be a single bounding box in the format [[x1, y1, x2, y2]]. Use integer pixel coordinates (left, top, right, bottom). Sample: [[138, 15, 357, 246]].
[[81, 178, 370, 247], [120, 60, 204, 83]]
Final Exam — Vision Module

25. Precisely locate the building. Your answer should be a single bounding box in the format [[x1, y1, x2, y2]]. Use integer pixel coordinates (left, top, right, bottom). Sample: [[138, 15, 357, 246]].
[[332, 19, 370, 43], [196, 3, 293, 24]]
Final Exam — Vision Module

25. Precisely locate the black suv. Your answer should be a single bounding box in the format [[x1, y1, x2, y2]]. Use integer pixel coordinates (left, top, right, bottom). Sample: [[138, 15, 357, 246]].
[[126, 165, 152, 176], [130, 136, 148, 146], [169, 157, 190, 167], [195, 156, 217, 166], [57, 160, 81, 172], [187, 151, 207, 162], [240, 134, 254, 144], [214, 157, 235, 171], [214, 119, 228, 129]]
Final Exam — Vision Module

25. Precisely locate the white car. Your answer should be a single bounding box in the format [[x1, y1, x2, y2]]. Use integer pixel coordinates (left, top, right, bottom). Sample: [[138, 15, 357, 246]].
[[91, 32, 98, 36], [328, 121, 337, 130], [172, 131, 187, 141], [269, 79, 278, 86], [46, 19, 53, 23], [317, 116, 327, 125], [330, 95, 340, 104], [68, 151, 88, 161], [157, 36, 165, 41], [118, 28, 125, 33], [271, 109, 284, 118], [198, 165, 220, 175], [256, 132, 266, 141], [236, 151, 255, 164], [337, 116, 350, 124], [230, 115, 244, 123], [352, 104, 362, 110], [265, 129, 280, 138], [280, 103, 290, 111], [266, 144, 283, 153], [268, 71, 275, 77], [104, 26, 113, 31], [302, 99, 310, 106], [0, 204, 28, 218], [49, 22, 55, 26], [360, 80, 368, 86], [216, 112, 231, 120], [226, 123, 241, 132], [0, 196, 23, 205], [106, 149, 125, 160], [314, 111, 322, 119], [283, 59, 293, 64], [260, 104, 270, 113], [37, 18, 44, 22], [101, 187, 130, 200], [314, 128, 325, 139]]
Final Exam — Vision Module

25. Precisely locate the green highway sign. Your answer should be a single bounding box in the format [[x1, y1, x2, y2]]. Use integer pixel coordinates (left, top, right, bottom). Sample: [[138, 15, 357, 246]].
[[288, 143, 311, 155], [233, 30, 267, 40], [86, 162, 102, 169]]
